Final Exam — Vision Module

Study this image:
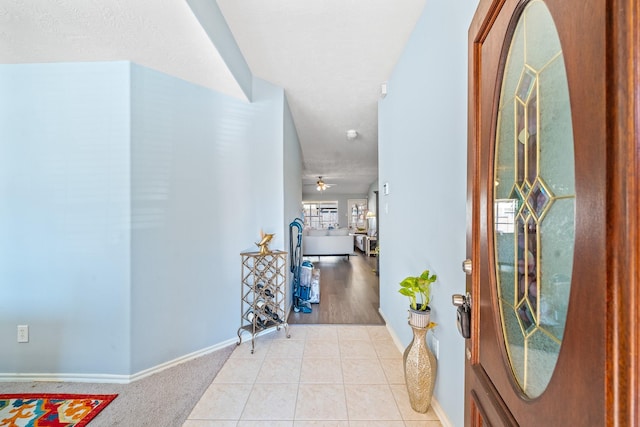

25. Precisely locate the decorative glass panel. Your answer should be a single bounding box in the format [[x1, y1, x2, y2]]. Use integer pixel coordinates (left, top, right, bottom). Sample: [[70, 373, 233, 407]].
[[493, 0, 575, 398]]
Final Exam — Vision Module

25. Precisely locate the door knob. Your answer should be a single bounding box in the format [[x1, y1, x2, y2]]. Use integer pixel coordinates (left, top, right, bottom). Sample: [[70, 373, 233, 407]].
[[462, 259, 472, 275], [452, 293, 466, 307], [452, 292, 472, 307]]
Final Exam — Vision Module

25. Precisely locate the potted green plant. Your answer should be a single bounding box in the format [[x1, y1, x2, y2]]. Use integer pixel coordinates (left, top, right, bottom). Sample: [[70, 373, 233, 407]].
[[399, 268, 438, 414], [398, 269, 437, 328]]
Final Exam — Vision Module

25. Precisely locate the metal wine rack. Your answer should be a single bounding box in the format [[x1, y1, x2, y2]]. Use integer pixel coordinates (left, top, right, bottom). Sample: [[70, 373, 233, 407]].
[[237, 250, 290, 353]]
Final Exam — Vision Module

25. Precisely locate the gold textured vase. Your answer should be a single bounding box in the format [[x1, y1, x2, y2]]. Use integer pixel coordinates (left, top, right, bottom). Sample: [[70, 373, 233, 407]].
[[403, 323, 437, 413]]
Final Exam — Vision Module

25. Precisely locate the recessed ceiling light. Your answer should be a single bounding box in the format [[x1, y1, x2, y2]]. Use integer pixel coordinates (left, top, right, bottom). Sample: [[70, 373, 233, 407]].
[[346, 129, 358, 140]]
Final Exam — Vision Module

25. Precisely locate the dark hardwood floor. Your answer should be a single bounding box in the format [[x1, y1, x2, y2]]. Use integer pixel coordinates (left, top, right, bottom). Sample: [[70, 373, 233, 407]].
[[287, 251, 384, 325]]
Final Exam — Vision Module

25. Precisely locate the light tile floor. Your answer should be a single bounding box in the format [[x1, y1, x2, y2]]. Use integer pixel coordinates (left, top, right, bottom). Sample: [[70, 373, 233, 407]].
[[184, 324, 442, 427]]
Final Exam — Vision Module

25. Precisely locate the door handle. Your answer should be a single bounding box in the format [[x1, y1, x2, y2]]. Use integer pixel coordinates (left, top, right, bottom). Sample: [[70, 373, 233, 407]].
[[462, 259, 472, 275], [452, 293, 471, 339]]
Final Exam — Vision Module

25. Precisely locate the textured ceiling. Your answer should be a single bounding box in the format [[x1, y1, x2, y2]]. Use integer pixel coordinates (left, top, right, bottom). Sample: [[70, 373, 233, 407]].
[[218, 0, 427, 194], [0, 0, 246, 99], [0, 0, 427, 195]]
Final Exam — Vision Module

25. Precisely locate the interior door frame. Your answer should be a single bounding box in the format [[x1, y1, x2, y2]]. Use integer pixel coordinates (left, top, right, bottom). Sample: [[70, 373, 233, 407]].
[[465, 0, 640, 424]]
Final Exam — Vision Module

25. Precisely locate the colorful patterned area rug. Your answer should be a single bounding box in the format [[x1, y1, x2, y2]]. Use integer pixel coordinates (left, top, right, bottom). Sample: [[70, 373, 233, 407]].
[[0, 393, 117, 427]]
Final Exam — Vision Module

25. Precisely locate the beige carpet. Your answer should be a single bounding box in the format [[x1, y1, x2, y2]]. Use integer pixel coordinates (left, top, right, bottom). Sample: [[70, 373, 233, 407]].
[[0, 345, 234, 426]]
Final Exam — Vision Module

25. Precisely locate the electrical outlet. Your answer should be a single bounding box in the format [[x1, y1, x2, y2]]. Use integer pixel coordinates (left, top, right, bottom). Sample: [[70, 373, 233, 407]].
[[17, 325, 29, 343]]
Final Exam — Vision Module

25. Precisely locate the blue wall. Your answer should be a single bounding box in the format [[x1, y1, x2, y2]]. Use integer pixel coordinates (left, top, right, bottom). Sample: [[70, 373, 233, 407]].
[[129, 65, 287, 372], [0, 62, 132, 375], [283, 97, 303, 312], [0, 61, 292, 378], [378, 1, 477, 425]]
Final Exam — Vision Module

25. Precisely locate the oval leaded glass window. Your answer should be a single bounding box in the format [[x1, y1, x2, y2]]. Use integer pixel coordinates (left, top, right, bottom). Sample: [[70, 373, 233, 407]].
[[493, 0, 575, 398]]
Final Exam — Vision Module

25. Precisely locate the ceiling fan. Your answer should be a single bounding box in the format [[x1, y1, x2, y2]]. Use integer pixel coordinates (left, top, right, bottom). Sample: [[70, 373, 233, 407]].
[[316, 176, 336, 191]]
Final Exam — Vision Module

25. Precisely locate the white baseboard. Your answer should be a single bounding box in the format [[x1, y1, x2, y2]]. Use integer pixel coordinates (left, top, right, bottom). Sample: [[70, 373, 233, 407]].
[[431, 396, 454, 427], [378, 307, 405, 353], [0, 372, 132, 384], [128, 337, 238, 383], [379, 307, 453, 427], [0, 337, 239, 384]]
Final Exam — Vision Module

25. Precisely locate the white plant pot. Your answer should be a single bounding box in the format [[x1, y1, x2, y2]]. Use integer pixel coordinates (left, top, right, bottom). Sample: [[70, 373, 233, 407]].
[[408, 307, 431, 328]]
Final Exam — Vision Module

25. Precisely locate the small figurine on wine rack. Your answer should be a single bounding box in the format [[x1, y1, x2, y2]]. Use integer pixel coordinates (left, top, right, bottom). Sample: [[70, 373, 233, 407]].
[[256, 230, 275, 255]]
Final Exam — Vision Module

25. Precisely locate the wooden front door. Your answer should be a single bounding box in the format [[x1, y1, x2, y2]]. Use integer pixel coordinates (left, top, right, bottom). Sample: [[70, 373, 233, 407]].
[[464, 0, 639, 425]]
